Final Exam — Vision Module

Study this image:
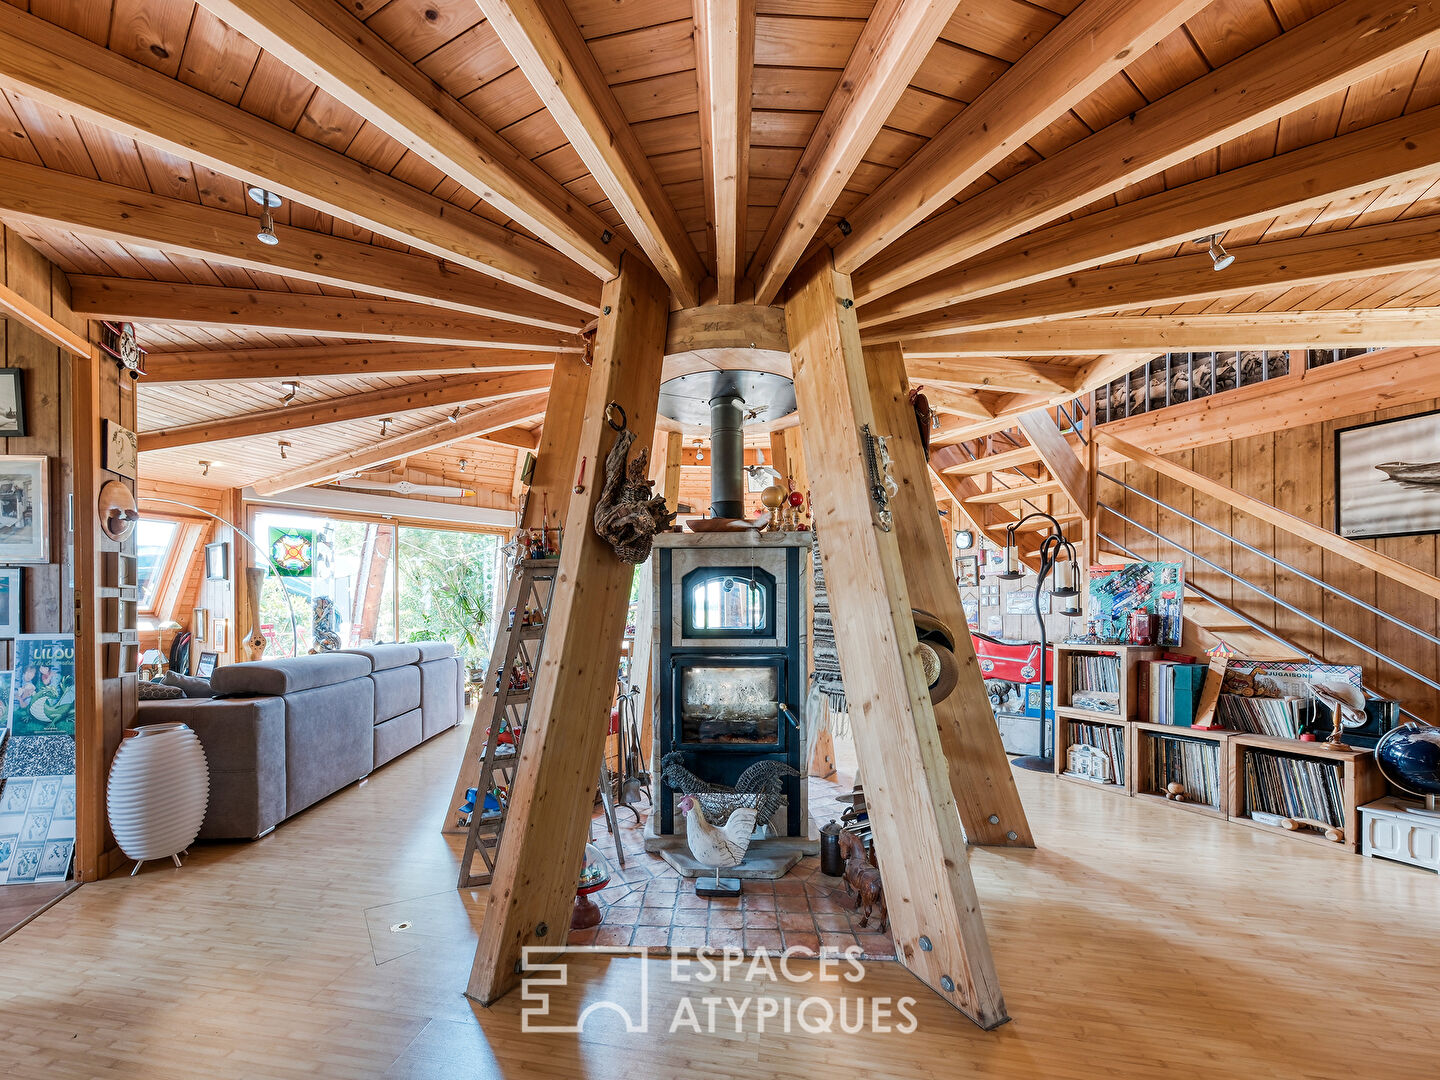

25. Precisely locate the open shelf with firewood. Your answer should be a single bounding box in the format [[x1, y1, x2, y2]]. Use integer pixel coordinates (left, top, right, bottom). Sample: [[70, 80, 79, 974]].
[[1052, 643, 1163, 724], [1227, 734, 1384, 852], [1129, 723, 1233, 819], [1055, 712, 1131, 795]]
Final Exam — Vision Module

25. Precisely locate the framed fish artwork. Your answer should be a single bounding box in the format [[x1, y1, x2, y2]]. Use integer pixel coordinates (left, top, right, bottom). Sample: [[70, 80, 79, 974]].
[[1336, 408, 1440, 540]]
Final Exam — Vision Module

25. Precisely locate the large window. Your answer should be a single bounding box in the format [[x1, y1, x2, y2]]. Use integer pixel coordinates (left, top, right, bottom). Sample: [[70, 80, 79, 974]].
[[135, 520, 178, 611], [397, 526, 501, 668]]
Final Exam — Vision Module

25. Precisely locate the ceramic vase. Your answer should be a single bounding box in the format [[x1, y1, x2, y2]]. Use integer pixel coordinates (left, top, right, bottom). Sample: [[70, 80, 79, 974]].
[[107, 722, 210, 875]]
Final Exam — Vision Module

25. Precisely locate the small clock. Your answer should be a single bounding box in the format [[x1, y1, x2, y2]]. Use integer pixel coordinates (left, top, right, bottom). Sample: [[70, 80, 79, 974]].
[[954, 529, 975, 551]]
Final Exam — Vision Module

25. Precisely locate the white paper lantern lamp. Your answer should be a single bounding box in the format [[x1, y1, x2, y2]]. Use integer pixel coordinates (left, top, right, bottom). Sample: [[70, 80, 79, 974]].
[[107, 722, 210, 875]]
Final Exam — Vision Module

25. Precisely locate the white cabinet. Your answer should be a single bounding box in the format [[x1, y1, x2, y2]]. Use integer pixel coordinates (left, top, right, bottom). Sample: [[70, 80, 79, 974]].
[[1361, 797, 1440, 873]]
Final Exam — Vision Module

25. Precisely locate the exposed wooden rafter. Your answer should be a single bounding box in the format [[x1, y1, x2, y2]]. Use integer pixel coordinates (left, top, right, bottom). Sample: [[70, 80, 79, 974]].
[[855, 0, 1440, 304], [69, 279, 583, 350], [864, 102, 1440, 326], [142, 345, 555, 385], [832, 0, 1209, 273], [747, 0, 961, 305], [250, 394, 551, 497], [0, 3, 600, 312], [476, 0, 706, 306], [139, 371, 553, 451], [196, 0, 620, 281], [904, 356, 1074, 395], [694, 0, 754, 304]]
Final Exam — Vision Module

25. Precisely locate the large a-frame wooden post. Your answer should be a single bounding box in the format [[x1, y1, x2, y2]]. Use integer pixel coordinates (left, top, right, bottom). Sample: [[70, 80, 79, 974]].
[[468, 254, 670, 1004], [864, 341, 1033, 848], [785, 252, 1008, 1027]]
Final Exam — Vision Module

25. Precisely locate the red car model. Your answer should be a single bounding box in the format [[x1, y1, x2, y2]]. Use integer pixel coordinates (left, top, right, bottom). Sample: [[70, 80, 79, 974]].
[[970, 632, 1042, 683]]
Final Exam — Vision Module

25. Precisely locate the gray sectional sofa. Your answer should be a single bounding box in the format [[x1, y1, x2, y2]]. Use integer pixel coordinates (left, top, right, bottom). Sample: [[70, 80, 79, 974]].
[[135, 642, 464, 839]]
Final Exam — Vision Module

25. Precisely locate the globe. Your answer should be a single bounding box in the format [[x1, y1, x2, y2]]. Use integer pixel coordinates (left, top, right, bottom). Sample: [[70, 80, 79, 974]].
[[1375, 721, 1440, 798]]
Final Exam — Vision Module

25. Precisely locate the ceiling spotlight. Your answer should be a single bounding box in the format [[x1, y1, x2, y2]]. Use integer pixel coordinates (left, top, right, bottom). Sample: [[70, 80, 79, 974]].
[[277, 439, 290, 460], [693, 437, 705, 463], [1197, 233, 1234, 271], [280, 381, 299, 406], [458, 459, 469, 472], [379, 417, 393, 438], [249, 187, 282, 247], [198, 460, 212, 477], [447, 407, 461, 424]]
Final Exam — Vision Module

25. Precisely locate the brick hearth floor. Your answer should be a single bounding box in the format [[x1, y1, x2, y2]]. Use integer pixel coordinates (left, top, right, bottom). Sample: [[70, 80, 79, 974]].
[[568, 777, 896, 958]]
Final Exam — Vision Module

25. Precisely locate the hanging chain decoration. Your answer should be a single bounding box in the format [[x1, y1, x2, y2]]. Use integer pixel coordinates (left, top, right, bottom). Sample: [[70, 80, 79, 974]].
[[860, 424, 897, 532]]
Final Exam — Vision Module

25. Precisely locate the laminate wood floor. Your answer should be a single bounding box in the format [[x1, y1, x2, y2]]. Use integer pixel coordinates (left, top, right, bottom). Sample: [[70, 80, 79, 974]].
[[1, 723, 1436, 1079]]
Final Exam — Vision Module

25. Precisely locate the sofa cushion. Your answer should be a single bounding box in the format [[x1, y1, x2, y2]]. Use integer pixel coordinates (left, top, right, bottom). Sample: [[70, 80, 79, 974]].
[[373, 707, 423, 768], [212, 653, 372, 697], [419, 656, 464, 739], [343, 643, 420, 671], [372, 664, 421, 723], [413, 641, 455, 662], [138, 681, 184, 700], [281, 677, 374, 817], [163, 671, 214, 698]]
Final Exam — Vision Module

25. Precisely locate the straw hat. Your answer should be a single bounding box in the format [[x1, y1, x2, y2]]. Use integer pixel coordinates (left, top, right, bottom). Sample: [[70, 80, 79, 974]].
[[912, 608, 959, 705]]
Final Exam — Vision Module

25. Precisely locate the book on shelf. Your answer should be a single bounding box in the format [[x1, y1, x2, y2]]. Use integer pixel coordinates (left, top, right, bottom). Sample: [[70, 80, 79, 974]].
[[1139, 661, 1209, 726], [1146, 732, 1222, 807], [1242, 749, 1344, 828], [1068, 653, 1121, 713], [1216, 693, 1313, 738], [1065, 721, 1125, 781]]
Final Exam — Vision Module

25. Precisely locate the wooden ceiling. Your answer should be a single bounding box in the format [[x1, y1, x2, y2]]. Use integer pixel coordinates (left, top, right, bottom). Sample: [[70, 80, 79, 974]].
[[3, 0, 1440, 499]]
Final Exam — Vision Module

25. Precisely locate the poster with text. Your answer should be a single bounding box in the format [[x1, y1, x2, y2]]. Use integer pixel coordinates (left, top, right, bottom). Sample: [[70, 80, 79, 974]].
[[10, 635, 76, 738]]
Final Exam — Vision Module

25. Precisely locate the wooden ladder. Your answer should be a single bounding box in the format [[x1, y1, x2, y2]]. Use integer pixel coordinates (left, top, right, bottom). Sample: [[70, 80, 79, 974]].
[[454, 557, 557, 889]]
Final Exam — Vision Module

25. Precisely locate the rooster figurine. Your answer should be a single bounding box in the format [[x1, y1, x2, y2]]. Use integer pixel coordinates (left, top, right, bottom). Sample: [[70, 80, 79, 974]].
[[677, 794, 758, 897]]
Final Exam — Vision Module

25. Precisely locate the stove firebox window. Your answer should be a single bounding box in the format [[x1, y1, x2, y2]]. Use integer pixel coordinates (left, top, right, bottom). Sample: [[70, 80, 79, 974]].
[[681, 566, 776, 638]]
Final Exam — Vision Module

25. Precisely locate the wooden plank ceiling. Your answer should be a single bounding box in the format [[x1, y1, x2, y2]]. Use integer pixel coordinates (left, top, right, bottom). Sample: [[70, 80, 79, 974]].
[[2, 0, 1439, 503]]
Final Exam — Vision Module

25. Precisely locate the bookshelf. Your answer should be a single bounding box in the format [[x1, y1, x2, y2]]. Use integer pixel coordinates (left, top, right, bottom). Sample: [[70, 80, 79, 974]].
[[1055, 713, 1131, 795], [1053, 643, 1163, 723], [1129, 723, 1233, 819], [1227, 734, 1384, 852]]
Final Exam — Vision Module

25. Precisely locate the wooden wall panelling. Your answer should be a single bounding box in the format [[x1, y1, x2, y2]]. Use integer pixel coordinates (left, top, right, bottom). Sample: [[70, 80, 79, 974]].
[[469, 254, 670, 1005], [1271, 420, 1326, 662], [1229, 432, 1276, 634], [1155, 447, 1194, 599], [1188, 441, 1233, 612]]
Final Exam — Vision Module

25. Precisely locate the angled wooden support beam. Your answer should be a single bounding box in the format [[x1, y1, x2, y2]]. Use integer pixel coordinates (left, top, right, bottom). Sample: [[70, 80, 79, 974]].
[[863, 101, 1440, 325], [68, 279, 582, 351], [477, 0, 705, 306], [0, 280, 92, 359], [748, 0, 962, 304], [198, 0, 620, 281], [140, 370, 551, 452], [855, 0, 1440, 305], [919, 384, 994, 420], [250, 393, 550, 497], [864, 341, 1033, 849], [445, 353, 593, 832], [0, 158, 585, 332], [833, 0, 1208, 273], [866, 214, 1440, 340], [0, 4, 598, 313], [1015, 410, 1089, 511], [966, 479, 1067, 505], [902, 311, 1440, 356], [784, 251, 1006, 1026], [942, 445, 1040, 476], [1098, 431, 1440, 603], [469, 254, 670, 1005], [142, 345, 555, 385], [904, 356, 1075, 395], [694, 0, 754, 304]]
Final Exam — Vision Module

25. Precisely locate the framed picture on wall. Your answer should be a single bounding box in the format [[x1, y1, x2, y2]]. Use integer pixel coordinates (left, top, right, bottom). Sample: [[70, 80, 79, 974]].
[[956, 554, 980, 587], [0, 456, 48, 563], [0, 369, 25, 437], [195, 652, 218, 679], [205, 542, 229, 581], [0, 566, 21, 637], [102, 420, 138, 480], [1336, 408, 1440, 540]]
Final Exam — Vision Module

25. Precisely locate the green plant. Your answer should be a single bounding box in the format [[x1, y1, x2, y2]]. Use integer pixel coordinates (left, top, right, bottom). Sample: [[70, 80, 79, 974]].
[[404, 556, 492, 662]]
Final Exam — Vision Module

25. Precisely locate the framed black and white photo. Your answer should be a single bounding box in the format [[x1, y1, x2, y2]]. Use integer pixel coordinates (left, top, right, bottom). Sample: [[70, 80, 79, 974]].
[[195, 651, 218, 679], [1336, 409, 1440, 540], [0, 566, 21, 637], [0, 369, 25, 437], [0, 455, 48, 563], [205, 541, 229, 581]]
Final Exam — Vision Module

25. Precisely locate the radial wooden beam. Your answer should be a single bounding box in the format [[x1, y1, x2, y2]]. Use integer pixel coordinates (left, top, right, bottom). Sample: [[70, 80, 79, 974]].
[[197, 0, 619, 281], [855, 0, 1440, 304], [919, 383, 994, 420], [251, 393, 551, 497], [694, 0, 754, 303], [833, 0, 1207, 274], [863, 101, 1440, 325], [68, 279, 582, 350], [867, 214, 1440, 341], [904, 356, 1075, 394], [140, 370, 552, 452], [0, 4, 598, 313], [519, 352, 592, 530], [476, 0, 705, 306], [142, 345, 555, 384], [469, 254, 669, 1005], [0, 159, 585, 332], [748, 0, 961, 305], [900, 311, 1440, 355], [1015, 410, 1089, 512], [785, 250, 1005, 1025]]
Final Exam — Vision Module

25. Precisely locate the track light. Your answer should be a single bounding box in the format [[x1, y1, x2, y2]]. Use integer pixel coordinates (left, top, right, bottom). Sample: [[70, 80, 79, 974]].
[[277, 440, 290, 460], [458, 459, 469, 472], [280, 381, 298, 406], [448, 407, 461, 424], [1197, 233, 1234, 271], [198, 460, 212, 477], [379, 417, 393, 438], [249, 187, 282, 247]]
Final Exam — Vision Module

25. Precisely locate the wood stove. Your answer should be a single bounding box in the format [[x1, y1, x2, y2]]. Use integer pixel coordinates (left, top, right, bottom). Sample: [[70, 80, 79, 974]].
[[646, 532, 811, 842]]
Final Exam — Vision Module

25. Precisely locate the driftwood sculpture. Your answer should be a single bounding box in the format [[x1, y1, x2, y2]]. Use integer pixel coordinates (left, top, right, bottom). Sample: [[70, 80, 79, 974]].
[[592, 427, 676, 564], [837, 829, 888, 933]]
